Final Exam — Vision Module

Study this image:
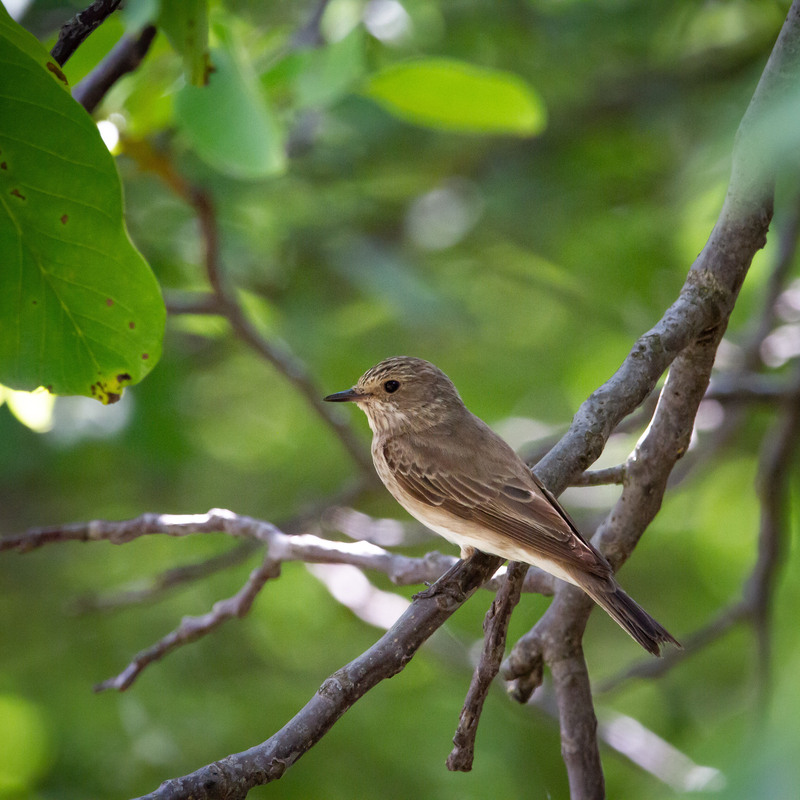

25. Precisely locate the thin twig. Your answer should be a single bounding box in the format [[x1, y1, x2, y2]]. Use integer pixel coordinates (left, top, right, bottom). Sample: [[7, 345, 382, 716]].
[[447, 560, 528, 772], [72, 25, 157, 113], [704, 374, 800, 404], [95, 555, 282, 692], [50, 0, 123, 67], [572, 465, 627, 487], [188, 189, 375, 477]]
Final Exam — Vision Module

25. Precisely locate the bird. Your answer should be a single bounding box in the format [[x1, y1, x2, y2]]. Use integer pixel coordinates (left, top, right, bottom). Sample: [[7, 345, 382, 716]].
[[324, 356, 679, 656]]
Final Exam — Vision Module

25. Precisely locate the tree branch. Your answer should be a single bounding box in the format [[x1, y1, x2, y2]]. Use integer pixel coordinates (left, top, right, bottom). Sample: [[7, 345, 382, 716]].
[[72, 25, 157, 113], [0, 509, 553, 595], [185, 188, 376, 477], [499, 5, 800, 796], [50, 0, 123, 67], [1, 509, 556, 691], [133, 551, 502, 800], [600, 359, 800, 694], [95, 555, 281, 692], [446, 560, 528, 772]]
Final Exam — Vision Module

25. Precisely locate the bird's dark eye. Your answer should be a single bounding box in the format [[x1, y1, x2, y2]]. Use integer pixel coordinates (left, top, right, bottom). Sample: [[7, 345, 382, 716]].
[[383, 380, 400, 394]]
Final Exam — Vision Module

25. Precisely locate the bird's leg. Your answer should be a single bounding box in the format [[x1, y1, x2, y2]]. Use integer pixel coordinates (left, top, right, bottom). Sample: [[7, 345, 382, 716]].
[[413, 557, 467, 600]]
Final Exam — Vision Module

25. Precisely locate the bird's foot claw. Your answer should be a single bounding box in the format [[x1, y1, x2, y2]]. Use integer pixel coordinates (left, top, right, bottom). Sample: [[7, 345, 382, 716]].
[[413, 582, 441, 601]]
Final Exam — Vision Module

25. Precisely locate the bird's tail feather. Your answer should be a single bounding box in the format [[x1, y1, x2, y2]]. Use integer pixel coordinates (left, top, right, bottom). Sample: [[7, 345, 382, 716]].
[[584, 584, 681, 657]]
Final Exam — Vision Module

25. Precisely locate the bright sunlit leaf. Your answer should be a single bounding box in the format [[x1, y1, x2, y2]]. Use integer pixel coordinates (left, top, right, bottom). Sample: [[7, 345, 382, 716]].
[[362, 58, 547, 135], [0, 385, 56, 432]]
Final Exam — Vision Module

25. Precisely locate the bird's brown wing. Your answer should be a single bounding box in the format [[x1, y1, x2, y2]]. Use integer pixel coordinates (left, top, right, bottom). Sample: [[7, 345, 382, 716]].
[[382, 435, 611, 578]]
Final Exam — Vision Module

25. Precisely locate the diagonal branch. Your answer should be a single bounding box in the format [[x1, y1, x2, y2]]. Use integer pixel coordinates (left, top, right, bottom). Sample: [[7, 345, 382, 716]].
[[499, 5, 800, 796], [95, 555, 281, 692], [446, 560, 528, 772], [72, 25, 157, 113], [186, 188, 375, 477], [132, 551, 502, 800], [51, 0, 123, 67], [502, 285, 747, 798], [600, 359, 800, 694]]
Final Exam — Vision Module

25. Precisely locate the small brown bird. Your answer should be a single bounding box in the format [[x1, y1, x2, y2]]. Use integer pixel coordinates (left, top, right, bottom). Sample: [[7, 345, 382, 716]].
[[324, 356, 679, 656]]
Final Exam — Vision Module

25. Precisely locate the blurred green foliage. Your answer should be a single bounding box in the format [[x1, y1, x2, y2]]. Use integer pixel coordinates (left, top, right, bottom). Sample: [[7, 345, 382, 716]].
[[1, 0, 799, 798]]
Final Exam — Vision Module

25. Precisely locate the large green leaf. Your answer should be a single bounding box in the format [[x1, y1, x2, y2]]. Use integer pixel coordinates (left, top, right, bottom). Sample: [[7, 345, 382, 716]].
[[363, 58, 547, 136], [0, 8, 165, 404]]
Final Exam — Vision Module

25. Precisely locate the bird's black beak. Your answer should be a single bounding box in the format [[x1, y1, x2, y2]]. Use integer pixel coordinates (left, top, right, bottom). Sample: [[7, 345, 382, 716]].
[[323, 388, 362, 403]]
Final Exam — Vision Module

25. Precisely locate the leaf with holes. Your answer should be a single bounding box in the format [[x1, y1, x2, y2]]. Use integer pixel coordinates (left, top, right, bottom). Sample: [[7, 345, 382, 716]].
[[0, 8, 165, 404]]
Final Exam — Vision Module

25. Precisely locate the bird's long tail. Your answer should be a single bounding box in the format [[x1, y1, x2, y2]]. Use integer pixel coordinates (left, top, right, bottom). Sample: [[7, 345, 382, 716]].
[[583, 583, 681, 657]]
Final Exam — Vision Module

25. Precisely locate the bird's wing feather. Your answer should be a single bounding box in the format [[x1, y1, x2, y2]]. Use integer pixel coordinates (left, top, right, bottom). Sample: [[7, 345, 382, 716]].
[[382, 434, 611, 578]]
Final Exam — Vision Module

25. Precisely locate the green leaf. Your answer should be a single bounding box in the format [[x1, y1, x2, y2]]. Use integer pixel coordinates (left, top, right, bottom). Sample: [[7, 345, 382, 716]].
[[175, 46, 286, 179], [362, 58, 547, 136], [293, 29, 366, 109], [0, 3, 70, 92], [0, 9, 165, 404], [158, 0, 212, 86]]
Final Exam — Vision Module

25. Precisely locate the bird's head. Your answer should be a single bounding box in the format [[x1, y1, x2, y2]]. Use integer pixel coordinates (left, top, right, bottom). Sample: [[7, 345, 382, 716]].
[[324, 356, 465, 435]]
